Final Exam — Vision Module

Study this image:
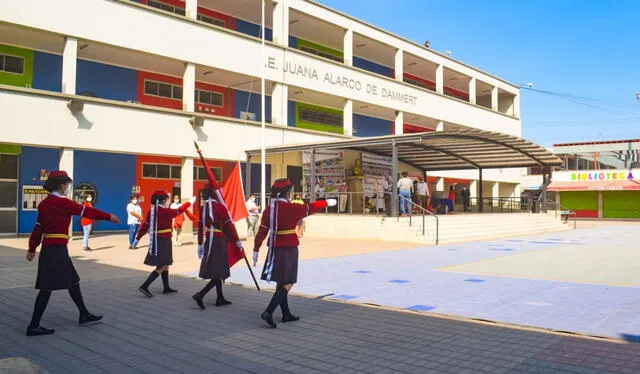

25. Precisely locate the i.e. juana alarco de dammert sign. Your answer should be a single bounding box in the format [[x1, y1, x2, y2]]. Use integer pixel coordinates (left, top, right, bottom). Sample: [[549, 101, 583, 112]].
[[266, 55, 418, 106]]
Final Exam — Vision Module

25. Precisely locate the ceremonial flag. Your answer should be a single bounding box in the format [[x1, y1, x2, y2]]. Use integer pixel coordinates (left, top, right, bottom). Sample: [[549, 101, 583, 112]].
[[222, 162, 249, 222]]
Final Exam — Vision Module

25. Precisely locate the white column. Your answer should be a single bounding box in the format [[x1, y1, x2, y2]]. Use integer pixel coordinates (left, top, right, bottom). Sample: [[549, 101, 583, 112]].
[[61, 37, 77, 95], [513, 93, 520, 117], [271, 83, 288, 126], [59, 148, 74, 237], [180, 157, 194, 236], [343, 99, 353, 136], [435, 64, 444, 94], [394, 111, 404, 135], [272, 0, 289, 46], [597, 191, 603, 218], [491, 86, 499, 111], [185, 0, 197, 19], [435, 121, 444, 132], [343, 29, 353, 66], [394, 48, 403, 81], [468, 78, 476, 104], [492, 182, 500, 206], [183, 62, 195, 112], [469, 180, 478, 200]]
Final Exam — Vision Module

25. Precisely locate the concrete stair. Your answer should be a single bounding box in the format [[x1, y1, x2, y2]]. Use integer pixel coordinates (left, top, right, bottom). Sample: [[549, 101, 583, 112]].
[[302, 212, 572, 245]]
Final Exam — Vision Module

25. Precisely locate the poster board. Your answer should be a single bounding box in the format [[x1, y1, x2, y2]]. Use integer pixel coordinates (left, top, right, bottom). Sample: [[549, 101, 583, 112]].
[[302, 150, 345, 197], [361, 152, 393, 193], [22, 185, 48, 211]]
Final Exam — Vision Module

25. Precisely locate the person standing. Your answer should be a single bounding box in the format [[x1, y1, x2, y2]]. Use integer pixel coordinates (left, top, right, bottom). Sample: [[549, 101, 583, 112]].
[[81, 195, 94, 251], [291, 193, 305, 238], [338, 180, 348, 213], [448, 185, 456, 213], [462, 186, 471, 212], [25, 170, 120, 336], [170, 195, 197, 247], [127, 195, 143, 249], [245, 193, 260, 237], [416, 177, 428, 210], [134, 190, 195, 297], [192, 186, 243, 309], [397, 172, 413, 216], [253, 179, 336, 328]]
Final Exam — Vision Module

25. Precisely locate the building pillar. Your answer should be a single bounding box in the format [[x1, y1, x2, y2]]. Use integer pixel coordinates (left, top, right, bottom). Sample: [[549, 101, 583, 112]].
[[470, 179, 478, 209], [468, 78, 476, 104], [271, 83, 288, 126], [478, 168, 484, 212], [513, 93, 520, 117], [435, 121, 444, 132], [597, 191, 603, 219], [62, 37, 77, 95], [491, 86, 498, 111], [343, 29, 353, 66], [435, 64, 444, 94], [391, 141, 398, 217], [394, 49, 403, 81], [185, 0, 197, 19], [272, 0, 289, 46], [183, 62, 196, 112], [59, 148, 74, 236], [492, 182, 500, 207], [394, 111, 403, 135], [180, 157, 194, 236], [343, 99, 353, 136]]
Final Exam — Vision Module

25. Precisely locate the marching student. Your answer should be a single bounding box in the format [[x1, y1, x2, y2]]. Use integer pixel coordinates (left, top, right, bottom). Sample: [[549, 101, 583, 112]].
[[25, 170, 120, 336], [170, 195, 197, 247], [192, 186, 243, 309], [81, 194, 94, 251], [134, 190, 195, 297], [253, 178, 336, 328]]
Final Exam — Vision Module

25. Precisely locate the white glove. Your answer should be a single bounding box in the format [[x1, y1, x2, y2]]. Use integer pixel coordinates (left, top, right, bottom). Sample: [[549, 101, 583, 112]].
[[188, 196, 196, 205], [252, 251, 259, 267], [236, 241, 243, 249], [197, 245, 204, 259], [326, 198, 337, 207]]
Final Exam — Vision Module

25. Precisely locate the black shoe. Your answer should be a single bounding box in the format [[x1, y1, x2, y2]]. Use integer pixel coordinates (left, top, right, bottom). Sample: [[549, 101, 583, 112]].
[[82, 247, 92, 252], [26, 325, 55, 337], [128, 245, 132, 249], [138, 287, 153, 298], [215, 298, 232, 307], [261, 312, 277, 328], [163, 288, 177, 294], [193, 293, 205, 310], [79, 314, 103, 325], [281, 314, 300, 323]]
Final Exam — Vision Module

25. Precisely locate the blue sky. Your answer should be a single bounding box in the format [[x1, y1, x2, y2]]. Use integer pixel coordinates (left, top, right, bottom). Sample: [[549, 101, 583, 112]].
[[318, 0, 640, 147]]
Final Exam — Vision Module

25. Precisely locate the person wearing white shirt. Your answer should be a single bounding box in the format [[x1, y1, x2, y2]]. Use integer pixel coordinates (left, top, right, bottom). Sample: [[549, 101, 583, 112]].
[[245, 193, 260, 237], [126, 195, 143, 249], [416, 176, 428, 209], [397, 171, 413, 216]]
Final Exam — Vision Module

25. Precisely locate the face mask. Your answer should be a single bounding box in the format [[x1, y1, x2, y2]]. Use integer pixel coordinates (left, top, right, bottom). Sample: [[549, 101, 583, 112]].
[[86, 197, 93, 202], [132, 199, 138, 205], [63, 185, 71, 196], [174, 199, 179, 203]]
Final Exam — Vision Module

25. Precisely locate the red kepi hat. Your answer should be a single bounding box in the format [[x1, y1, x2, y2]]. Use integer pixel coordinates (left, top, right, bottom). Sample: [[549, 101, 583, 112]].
[[47, 170, 72, 182], [152, 190, 170, 199]]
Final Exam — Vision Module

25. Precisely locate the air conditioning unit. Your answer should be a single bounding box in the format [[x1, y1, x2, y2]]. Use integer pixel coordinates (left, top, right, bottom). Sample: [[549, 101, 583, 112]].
[[189, 116, 204, 127], [67, 99, 84, 114], [240, 111, 256, 121]]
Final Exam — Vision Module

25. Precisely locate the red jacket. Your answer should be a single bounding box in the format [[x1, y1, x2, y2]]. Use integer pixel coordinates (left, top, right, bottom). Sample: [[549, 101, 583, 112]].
[[197, 199, 239, 245], [136, 202, 191, 240], [81, 202, 93, 226], [253, 199, 327, 251], [29, 194, 111, 253]]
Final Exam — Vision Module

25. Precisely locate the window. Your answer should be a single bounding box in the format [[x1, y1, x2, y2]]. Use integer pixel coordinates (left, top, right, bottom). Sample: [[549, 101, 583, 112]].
[[142, 163, 181, 179], [0, 54, 25, 75], [144, 79, 183, 100], [299, 46, 343, 63], [197, 14, 225, 27], [403, 77, 435, 91], [195, 89, 224, 107], [148, 0, 185, 15], [193, 166, 223, 181], [299, 106, 343, 128]]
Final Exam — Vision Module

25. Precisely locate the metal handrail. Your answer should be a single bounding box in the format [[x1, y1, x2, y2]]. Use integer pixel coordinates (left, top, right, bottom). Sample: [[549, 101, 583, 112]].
[[399, 195, 439, 244], [538, 199, 577, 229]]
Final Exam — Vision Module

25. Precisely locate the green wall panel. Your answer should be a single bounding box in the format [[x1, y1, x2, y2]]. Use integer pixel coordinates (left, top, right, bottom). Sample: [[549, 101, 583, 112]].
[[0, 44, 34, 88], [603, 191, 640, 218], [296, 38, 343, 59], [0, 144, 21, 155], [295, 102, 344, 134], [559, 191, 598, 210]]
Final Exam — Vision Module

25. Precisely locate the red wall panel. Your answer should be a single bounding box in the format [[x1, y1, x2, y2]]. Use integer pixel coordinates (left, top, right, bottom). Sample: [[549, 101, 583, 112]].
[[137, 71, 182, 110], [136, 155, 181, 214]]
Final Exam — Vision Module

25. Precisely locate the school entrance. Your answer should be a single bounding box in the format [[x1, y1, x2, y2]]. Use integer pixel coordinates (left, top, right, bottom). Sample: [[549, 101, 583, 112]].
[[0, 149, 19, 234]]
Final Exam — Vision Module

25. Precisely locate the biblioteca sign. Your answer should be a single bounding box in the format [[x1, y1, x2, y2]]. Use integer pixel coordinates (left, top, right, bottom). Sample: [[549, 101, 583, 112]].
[[570, 170, 634, 181], [266, 56, 418, 106]]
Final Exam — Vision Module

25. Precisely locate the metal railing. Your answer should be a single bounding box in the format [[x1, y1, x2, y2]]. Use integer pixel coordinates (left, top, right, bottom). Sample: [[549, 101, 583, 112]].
[[536, 199, 577, 229], [257, 192, 392, 216], [399, 194, 439, 244]]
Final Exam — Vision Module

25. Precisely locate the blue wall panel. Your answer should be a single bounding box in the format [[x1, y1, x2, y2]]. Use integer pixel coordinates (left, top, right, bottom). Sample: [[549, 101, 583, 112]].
[[354, 113, 392, 137], [233, 89, 272, 122], [287, 100, 296, 127], [72, 151, 136, 232], [240, 163, 271, 195], [18, 147, 60, 234], [76, 60, 138, 102], [32, 52, 62, 92], [235, 18, 273, 41], [289, 36, 297, 48], [353, 57, 393, 78]]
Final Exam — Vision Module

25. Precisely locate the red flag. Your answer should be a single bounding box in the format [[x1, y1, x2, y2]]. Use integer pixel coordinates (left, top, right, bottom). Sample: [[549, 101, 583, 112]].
[[222, 162, 249, 222]]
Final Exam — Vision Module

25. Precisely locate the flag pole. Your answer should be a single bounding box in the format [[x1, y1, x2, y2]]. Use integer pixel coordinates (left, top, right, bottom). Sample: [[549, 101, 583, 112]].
[[260, 0, 266, 212]]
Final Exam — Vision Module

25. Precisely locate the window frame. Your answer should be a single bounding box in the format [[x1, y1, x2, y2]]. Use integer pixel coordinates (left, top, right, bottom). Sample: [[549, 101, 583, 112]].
[[148, 0, 185, 15], [197, 14, 226, 27], [195, 88, 224, 107], [193, 166, 223, 182], [143, 79, 183, 100], [0, 53, 25, 75], [141, 162, 181, 180]]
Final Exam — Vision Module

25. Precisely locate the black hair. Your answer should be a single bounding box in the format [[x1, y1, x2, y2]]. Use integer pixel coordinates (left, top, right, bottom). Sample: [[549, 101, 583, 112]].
[[401, 171, 408, 177], [201, 188, 212, 201], [151, 195, 169, 205], [43, 177, 71, 193], [270, 178, 292, 198]]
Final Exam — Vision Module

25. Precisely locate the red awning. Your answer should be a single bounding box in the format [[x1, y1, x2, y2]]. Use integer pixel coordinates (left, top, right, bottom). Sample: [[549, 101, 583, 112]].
[[547, 180, 640, 191]]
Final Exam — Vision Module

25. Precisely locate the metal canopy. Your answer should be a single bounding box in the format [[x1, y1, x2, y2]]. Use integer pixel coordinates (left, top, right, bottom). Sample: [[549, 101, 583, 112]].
[[245, 129, 563, 171]]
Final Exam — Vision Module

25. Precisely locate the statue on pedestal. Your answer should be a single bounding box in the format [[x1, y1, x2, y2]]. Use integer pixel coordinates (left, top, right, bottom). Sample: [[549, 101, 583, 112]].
[[352, 159, 363, 176]]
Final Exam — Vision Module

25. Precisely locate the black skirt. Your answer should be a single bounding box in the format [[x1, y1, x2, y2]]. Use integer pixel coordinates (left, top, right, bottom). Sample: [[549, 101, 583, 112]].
[[35, 244, 80, 291], [261, 246, 298, 284], [199, 237, 230, 280], [144, 237, 173, 267]]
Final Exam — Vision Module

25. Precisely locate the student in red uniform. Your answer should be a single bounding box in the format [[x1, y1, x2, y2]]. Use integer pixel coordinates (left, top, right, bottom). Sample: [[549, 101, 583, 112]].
[[170, 195, 198, 247], [25, 170, 120, 337], [253, 178, 336, 328], [192, 186, 243, 309], [81, 195, 94, 251], [135, 190, 195, 297]]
